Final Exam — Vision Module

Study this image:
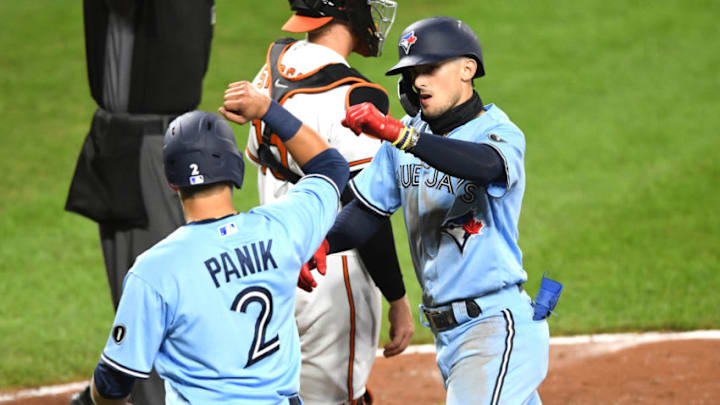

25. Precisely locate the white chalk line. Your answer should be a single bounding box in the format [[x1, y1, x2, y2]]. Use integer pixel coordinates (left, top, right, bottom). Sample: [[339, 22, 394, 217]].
[[0, 381, 88, 402], [385, 329, 720, 356], [2, 330, 719, 402]]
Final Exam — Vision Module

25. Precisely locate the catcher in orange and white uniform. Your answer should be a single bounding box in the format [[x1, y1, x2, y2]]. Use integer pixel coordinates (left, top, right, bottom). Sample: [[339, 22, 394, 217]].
[[244, 1, 414, 404]]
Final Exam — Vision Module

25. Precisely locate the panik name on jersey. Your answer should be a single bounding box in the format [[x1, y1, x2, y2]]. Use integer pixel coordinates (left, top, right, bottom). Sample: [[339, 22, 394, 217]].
[[204, 239, 278, 288]]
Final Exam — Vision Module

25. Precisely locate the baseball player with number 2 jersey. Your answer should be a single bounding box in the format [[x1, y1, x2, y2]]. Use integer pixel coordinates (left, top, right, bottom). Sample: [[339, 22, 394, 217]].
[[88, 81, 351, 405]]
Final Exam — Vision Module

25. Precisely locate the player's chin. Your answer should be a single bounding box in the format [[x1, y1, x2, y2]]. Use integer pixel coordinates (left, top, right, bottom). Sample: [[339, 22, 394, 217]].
[[420, 105, 443, 119]]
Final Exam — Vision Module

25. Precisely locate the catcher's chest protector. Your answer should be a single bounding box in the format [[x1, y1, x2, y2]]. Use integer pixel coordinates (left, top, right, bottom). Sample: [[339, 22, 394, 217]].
[[256, 38, 372, 183]]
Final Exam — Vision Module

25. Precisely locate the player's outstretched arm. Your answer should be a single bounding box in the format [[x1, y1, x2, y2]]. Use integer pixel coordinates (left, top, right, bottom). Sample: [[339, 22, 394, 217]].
[[343, 102, 505, 184]]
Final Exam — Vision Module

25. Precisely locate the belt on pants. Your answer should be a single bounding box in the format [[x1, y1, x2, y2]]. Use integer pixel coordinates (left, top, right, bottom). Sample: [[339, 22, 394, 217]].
[[288, 395, 301, 405], [420, 285, 523, 333], [94, 107, 178, 136]]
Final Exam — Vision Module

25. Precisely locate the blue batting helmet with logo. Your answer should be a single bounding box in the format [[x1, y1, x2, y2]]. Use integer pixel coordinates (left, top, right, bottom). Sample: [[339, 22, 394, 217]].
[[386, 16, 485, 77], [163, 111, 244, 189]]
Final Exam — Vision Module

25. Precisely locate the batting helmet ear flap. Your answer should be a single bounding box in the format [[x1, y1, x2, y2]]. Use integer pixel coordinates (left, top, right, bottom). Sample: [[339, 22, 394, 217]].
[[397, 73, 420, 117]]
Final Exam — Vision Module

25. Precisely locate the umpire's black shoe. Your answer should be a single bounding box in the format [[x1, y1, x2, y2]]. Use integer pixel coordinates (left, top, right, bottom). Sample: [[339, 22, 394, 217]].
[[69, 385, 93, 405]]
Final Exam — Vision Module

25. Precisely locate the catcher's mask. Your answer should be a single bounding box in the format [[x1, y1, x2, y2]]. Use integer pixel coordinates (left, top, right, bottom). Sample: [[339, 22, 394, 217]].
[[283, 0, 397, 57], [163, 111, 244, 190], [386, 16, 485, 116]]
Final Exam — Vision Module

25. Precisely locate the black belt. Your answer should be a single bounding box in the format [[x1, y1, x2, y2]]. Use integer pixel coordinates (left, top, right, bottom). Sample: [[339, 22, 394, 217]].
[[422, 299, 482, 332], [288, 395, 301, 405], [94, 108, 178, 136], [422, 285, 524, 332]]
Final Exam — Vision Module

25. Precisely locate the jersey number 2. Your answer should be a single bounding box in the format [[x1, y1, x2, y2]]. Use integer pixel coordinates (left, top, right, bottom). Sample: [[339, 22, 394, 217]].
[[231, 286, 280, 367]]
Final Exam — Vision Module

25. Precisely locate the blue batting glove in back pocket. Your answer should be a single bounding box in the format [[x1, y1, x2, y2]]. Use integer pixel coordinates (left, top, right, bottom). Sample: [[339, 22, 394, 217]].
[[532, 275, 563, 320]]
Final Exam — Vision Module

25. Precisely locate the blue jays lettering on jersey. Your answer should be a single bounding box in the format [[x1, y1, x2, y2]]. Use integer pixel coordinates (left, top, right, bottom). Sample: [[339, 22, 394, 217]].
[[350, 104, 526, 307], [99, 176, 339, 405]]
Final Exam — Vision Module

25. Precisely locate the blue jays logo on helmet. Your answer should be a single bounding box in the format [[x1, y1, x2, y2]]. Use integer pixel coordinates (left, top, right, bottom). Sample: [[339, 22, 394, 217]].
[[399, 30, 417, 54], [441, 211, 484, 254]]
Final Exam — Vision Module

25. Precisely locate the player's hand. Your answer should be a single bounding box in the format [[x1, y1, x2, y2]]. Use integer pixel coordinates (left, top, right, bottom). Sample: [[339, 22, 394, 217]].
[[297, 239, 330, 293], [297, 263, 318, 292], [383, 294, 414, 357], [342, 102, 406, 143], [219, 81, 271, 125]]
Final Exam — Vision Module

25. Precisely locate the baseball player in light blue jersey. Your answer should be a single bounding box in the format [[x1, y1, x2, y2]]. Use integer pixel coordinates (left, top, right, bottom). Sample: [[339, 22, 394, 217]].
[[88, 81, 350, 405], [320, 17, 562, 404]]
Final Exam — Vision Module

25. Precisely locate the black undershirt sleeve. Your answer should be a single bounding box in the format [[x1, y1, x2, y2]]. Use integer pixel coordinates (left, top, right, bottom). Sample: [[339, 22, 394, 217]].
[[336, 171, 405, 302], [93, 359, 136, 399], [300, 148, 350, 195], [329, 189, 406, 302], [409, 132, 506, 185]]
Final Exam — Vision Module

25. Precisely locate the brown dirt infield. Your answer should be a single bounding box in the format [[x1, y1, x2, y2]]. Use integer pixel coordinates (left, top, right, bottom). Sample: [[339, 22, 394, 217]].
[[2, 338, 718, 405]]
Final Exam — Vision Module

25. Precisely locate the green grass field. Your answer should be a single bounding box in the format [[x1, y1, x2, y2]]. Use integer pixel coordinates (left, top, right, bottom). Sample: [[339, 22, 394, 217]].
[[1, 0, 718, 389]]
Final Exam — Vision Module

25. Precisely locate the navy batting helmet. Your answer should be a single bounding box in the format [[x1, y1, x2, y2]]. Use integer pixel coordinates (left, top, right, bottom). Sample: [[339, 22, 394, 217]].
[[163, 111, 244, 189], [386, 17, 485, 116], [386, 16, 485, 77]]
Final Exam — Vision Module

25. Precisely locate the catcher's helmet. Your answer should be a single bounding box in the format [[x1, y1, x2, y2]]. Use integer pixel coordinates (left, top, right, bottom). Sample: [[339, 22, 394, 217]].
[[283, 0, 397, 57], [163, 111, 244, 189], [386, 16, 485, 77], [386, 17, 485, 116]]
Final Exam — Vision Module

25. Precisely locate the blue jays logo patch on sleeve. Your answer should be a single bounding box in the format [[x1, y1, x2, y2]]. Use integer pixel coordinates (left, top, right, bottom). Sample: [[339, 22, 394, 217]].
[[441, 211, 484, 254], [399, 31, 417, 54], [112, 324, 127, 344]]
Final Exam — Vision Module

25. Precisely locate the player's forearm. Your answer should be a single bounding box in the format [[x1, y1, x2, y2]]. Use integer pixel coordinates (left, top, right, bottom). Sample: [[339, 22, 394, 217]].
[[342, 102, 506, 184], [262, 100, 331, 166], [408, 133, 506, 184], [326, 199, 385, 254]]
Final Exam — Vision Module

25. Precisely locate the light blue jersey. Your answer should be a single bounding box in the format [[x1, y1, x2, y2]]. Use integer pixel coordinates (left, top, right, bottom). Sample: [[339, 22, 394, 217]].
[[100, 175, 340, 405], [352, 104, 549, 404], [351, 104, 527, 307]]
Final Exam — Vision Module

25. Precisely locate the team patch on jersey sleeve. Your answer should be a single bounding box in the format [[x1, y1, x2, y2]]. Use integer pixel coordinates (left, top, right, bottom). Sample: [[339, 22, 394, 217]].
[[347, 83, 390, 114], [111, 324, 127, 344]]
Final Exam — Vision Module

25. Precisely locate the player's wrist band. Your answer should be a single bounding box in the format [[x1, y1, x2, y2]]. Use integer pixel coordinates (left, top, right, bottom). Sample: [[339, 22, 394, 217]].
[[391, 126, 419, 150], [262, 100, 303, 142]]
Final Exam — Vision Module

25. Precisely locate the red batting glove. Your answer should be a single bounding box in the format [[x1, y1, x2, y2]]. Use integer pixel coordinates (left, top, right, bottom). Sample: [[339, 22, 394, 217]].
[[297, 239, 330, 293], [342, 102, 406, 143], [297, 263, 317, 293]]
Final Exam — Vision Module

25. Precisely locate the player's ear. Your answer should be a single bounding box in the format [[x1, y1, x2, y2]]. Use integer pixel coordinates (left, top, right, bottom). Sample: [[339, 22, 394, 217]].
[[460, 57, 477, 83]]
